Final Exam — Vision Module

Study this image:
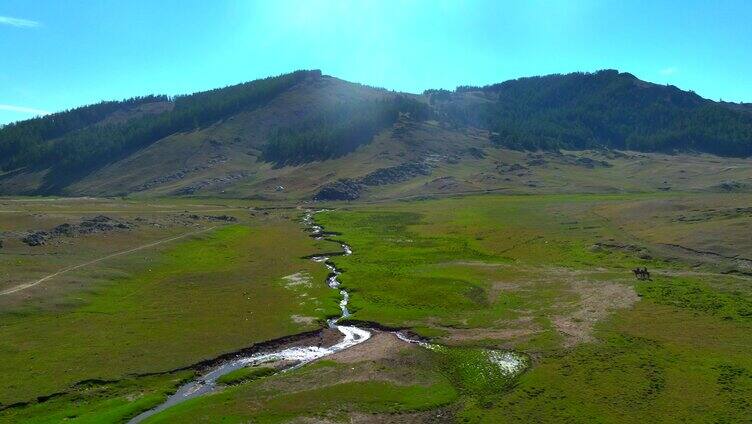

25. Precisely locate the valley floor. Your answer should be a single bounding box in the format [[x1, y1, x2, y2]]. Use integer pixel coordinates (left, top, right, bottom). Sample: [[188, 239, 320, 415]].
[[1, 192, 751, 422]]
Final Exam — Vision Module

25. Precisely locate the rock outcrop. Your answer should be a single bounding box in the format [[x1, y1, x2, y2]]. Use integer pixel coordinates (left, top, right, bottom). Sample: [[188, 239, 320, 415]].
[[21, 215, 132, 246], [314, 179, 363, 201], [314, 161, 432, 201]]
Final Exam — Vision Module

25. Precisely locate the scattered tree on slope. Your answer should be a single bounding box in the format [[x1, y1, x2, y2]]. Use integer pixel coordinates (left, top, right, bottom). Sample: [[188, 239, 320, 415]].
[[262, 95, 430, 165]]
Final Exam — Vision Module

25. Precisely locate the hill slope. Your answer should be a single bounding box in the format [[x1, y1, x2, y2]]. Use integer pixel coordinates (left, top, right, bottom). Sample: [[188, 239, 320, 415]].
[[431, 70, 752, 155], [0, 69, 750, 198]]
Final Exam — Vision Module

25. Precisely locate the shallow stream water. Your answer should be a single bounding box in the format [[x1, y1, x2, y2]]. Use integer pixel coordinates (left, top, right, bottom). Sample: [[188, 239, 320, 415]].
[[128, 210, 370, 423]]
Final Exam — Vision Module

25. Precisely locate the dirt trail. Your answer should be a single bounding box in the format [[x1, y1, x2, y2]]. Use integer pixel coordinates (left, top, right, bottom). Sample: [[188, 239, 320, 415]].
[[0, 226, 218, 296]]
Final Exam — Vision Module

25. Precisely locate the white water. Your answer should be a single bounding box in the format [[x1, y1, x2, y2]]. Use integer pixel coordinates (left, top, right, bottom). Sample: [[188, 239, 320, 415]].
[[486, 350, 526, 375], [128, 210, 370, 423], [394, 332, 526, 376]]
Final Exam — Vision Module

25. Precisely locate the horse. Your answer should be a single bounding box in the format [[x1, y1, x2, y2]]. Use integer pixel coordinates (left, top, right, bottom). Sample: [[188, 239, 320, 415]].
[[632, 267, 651, 280]]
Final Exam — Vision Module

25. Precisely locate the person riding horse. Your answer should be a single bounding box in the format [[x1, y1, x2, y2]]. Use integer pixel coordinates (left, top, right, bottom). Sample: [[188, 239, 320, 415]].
[[632, 267, 650, 280]]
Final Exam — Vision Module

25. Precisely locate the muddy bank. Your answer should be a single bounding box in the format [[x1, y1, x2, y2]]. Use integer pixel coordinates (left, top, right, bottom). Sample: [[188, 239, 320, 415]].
[[177, 327, 344, 376]]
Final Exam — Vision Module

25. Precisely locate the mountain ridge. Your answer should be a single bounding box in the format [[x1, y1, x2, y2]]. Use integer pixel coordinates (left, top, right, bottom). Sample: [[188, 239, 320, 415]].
[[0, 69, 750, 197]]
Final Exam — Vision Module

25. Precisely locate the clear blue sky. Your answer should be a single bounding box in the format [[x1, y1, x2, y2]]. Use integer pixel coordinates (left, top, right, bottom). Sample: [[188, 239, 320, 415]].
[[2, 0, 751, 125]]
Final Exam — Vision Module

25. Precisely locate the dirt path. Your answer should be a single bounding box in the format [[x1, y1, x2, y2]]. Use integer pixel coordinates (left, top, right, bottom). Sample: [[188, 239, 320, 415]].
[[0, 226, 218, 296]]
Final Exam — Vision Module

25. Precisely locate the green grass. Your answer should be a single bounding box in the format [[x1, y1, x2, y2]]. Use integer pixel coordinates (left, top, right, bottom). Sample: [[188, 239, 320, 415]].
[[216, 366, 276, 385], [146, 380, 458, 424], [469, 301, 752, 423], [143, 351, 459, 423], [0, 371, 193, 424], [320, 194, 661, 339], [0, 219, 338, 407], [4, 193, 752, 422], [637, 276, 752, 321], [317, 194, 752, 422], [433, 346, 527, 403]]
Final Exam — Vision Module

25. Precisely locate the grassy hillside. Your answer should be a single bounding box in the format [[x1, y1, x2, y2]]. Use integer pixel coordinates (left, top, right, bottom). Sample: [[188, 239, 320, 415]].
[[432, 70, 752, 155], [0, 71, 317, 186], [0, 70, 749, 198]]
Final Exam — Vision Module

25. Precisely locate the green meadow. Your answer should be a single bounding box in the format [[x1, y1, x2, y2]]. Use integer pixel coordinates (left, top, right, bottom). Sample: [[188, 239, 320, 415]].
[[2, 193, 751, 422], [0, 214, 339, 421], [317, 195, 657, 339], [138, 352, 460, 423], [216, 365, 276, 385], [313, 193, 752, 421]]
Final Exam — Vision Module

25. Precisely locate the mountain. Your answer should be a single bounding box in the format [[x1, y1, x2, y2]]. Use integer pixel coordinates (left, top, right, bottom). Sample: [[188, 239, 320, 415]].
[[430, 70, 752, 155], [0, 69, 750, 198]]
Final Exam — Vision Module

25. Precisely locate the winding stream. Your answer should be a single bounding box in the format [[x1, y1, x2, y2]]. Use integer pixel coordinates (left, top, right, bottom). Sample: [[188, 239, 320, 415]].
[[128, 210, 370, 423], [128, 209, 527, 423]]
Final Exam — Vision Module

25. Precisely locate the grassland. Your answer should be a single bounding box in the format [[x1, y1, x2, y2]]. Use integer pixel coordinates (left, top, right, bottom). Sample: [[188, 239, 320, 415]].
[[317, 194, 655, 345], [0, 198, 340, 421], [0, 372, 195, 424], [313, 193, 751, 421], [139, 348, 461, 423], [216, 365, 276, 385], [3, 192, 751, 422], [482, 300, 752, 423]]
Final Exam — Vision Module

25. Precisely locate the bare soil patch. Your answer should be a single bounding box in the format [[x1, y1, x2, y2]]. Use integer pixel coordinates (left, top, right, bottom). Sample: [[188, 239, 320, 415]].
[[329, 331, 415, 363], [552, 280, 639, 347]]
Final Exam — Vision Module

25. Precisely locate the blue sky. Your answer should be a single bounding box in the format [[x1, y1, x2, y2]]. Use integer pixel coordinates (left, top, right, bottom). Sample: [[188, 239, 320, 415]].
[[1, 0, 751, 125]]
